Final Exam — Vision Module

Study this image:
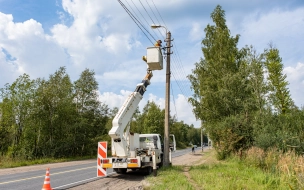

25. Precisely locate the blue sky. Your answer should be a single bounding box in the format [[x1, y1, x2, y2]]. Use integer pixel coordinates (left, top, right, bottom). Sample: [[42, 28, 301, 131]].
[[1, 0, 304, 128]]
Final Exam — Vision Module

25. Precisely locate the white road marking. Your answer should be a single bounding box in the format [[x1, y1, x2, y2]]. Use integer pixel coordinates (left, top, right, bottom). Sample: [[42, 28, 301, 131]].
[[53, 172, 116, 189], [0, 166, 96, 185]]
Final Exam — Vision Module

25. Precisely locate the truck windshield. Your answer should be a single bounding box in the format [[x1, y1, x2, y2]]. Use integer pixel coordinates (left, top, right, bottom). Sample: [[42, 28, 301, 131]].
[[140, 137, 155, 142]]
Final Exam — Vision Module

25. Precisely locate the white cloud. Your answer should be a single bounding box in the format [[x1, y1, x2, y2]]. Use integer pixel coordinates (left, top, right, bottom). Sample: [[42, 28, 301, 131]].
[[0, 12, 68, 84], [173, 94, 200, 127], [99, 90, 200, 128], [1, 0, 304, 128], [49, 0, 148, 82], [0, 0, 145, 87], [98, 90, 131, 109], [189, 22, 204, 41], [233, 7, 304, 107], [284, 62, 304, 82], [239, 7, 304, 63], [284, 62, 304, 107]]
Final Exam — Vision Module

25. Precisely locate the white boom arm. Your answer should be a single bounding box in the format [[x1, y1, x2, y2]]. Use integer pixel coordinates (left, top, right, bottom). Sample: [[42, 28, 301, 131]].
[[109, 71, 153, 157]]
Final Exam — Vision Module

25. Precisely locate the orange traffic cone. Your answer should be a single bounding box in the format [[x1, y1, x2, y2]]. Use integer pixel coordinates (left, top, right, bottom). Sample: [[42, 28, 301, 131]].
[[42, 168, 53, 190]]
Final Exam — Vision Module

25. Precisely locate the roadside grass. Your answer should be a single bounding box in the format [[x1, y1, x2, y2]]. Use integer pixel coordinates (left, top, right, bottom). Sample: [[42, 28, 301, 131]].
[[189, 160, 286, 190], [0, 155, 94, 169], [144, 165, 195, 190], [145, 149, 288, 190], [243, 147, 304, 189]]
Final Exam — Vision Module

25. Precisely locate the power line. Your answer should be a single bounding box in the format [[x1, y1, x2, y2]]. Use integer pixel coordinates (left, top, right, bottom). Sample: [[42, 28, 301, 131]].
[[119, 0, 194, 109], [149, 0, 193, 98], [171, 72, 193, 111], [127, 0, 160, 39], [171, 52, 193, 98], [146, 0, 162, 28], [152, 0, 167, 28], [145, 0, 164, 39], [139, 0, 163, 39], [170, 83, 178, 121], [130, 1, 191, 99], [117, 0, 156, 44]]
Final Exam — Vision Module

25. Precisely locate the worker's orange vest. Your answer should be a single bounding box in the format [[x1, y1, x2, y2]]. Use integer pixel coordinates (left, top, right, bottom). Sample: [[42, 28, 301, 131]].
[[154, 43, 161, 47]]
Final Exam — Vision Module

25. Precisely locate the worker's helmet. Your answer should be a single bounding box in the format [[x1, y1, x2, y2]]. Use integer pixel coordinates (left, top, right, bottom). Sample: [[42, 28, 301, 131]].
[[157, 40, 162, 43]]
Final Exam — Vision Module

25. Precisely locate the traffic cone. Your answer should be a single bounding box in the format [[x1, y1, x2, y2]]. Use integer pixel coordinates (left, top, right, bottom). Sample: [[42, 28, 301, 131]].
[[41, 168, 53, 190]]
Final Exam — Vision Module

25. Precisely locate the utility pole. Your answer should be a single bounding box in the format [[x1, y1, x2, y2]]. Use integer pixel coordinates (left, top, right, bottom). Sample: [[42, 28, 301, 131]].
[[201, 121, 204, 152], [164, 31, 172, 166], [150, 25, 172, 167]]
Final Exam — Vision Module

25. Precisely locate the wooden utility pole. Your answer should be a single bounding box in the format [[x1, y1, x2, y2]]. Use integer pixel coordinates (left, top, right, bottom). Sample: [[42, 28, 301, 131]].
[[201, 121, 204, 152], [164, 31, 172, 166]]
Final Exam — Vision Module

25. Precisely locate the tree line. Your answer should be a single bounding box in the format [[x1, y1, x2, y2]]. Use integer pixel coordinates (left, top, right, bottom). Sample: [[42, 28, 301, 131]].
[[0, 67, 200, 159], [188, 5, 304, 159]]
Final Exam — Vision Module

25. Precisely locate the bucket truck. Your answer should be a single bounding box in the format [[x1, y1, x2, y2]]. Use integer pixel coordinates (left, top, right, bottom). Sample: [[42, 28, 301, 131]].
[[100, 47, 176, 175]]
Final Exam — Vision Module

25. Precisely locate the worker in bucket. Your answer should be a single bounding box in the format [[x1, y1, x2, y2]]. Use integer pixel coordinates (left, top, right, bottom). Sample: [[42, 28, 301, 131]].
[[142, 40, 162, 62], [155, 39, 162, 47]]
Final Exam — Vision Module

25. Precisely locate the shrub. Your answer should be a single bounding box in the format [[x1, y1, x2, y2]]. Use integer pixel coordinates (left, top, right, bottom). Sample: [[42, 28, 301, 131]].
[[244, 147, 265, 168]]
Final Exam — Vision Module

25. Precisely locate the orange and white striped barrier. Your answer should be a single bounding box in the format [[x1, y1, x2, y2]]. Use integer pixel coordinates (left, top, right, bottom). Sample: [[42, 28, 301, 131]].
[[97, 141, 107, 177], [41, 168, 52, 190]]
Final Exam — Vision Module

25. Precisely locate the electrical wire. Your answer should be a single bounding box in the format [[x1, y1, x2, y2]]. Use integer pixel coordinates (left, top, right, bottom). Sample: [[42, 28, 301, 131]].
[[152, 0, 167, 30], [170, 82, 178, 121], [117, 0, 156, 44], [171, 71, 193, 111], [149, 0, 193, 98], [172, 59, 193, 98], [145, 0, 164, 39], [118, 0, 194, 112], [128, 0, 160, 39]]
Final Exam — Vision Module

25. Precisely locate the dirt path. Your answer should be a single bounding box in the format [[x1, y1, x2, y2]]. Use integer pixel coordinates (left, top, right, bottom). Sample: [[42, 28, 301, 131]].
[[68, 172, 146, 190], [175, 150, 212, 190], [145, 148, 211, 190]]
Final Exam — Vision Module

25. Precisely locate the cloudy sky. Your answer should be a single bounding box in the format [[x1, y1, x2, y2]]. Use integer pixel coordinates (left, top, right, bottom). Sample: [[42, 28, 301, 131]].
[[1, 0, 304, 128]]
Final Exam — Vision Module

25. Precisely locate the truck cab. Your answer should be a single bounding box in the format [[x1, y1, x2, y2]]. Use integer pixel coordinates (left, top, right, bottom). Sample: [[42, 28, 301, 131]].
[[139, 134, 162, 150]]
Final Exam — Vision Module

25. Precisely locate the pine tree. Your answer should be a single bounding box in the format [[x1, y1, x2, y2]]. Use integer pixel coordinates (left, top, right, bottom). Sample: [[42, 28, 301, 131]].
[[264, 46, 294, 114]]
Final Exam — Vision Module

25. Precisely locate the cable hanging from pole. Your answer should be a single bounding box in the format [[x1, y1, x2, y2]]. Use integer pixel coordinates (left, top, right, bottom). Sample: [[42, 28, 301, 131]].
[[120, 0, 194, 108], [128, 0, 160, 39], [117, 0, 156, 45], [145, 0, 164, 39], [150, 0, 193, 99], [171, 82, 178, 121]]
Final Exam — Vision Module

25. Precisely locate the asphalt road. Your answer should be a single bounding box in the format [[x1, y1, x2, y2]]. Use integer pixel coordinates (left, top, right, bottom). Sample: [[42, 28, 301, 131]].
[[0, 147, 199, 190]]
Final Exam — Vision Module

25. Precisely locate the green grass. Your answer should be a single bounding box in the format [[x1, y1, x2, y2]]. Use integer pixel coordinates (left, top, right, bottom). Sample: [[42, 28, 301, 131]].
[[0, 155, 94, 169], [189, 161, 287, 190], [145, 166, 195, 190], [145, 151, 289, 190]]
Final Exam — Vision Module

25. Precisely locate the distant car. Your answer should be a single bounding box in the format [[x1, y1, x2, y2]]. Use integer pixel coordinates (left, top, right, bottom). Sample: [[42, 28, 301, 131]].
[[193, 145, 197, 148]]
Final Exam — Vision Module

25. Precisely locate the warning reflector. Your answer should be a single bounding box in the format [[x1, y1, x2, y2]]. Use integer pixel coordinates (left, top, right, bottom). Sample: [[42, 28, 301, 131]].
[[97, 141, 107, 177]]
